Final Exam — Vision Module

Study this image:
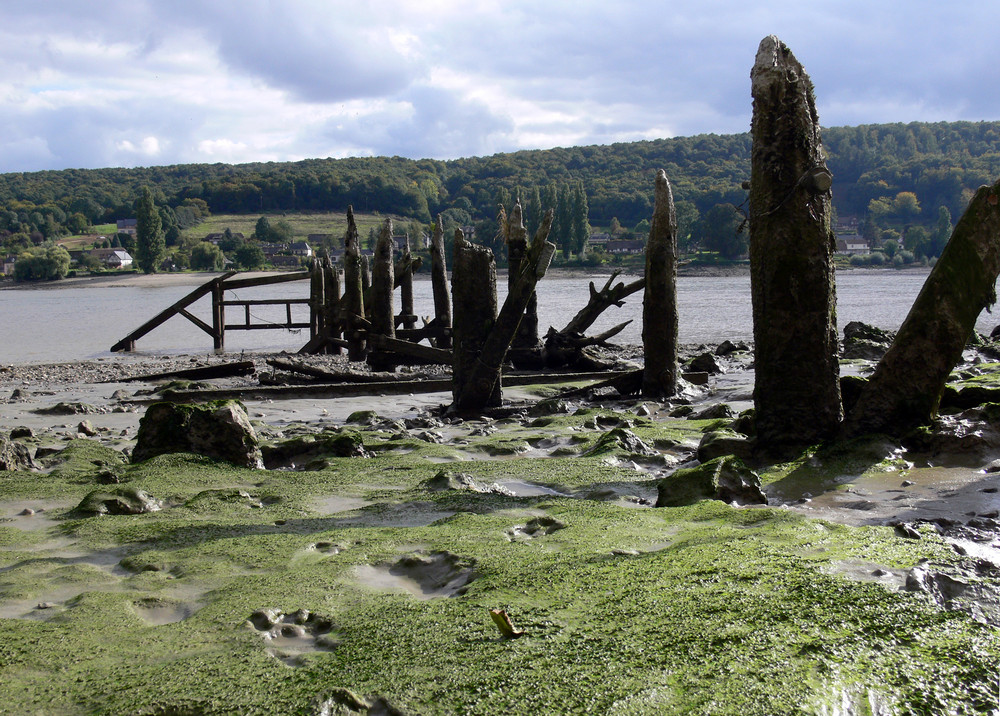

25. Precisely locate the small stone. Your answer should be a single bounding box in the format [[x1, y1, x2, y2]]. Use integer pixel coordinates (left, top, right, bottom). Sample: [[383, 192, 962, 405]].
[[77, 420, 97, 437], [17, 508, 36, 516], [9, 426, 33, 439], [35, 602, 55, 610], [901, 480, 915, 487]]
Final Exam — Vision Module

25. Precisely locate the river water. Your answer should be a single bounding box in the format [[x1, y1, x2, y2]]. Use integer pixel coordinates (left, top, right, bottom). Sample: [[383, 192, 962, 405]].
[[0, 269, 996, 364]]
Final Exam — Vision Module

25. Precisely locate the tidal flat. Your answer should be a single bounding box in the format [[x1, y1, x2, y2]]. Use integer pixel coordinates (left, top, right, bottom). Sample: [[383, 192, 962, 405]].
[[2, 350, 1000, 714]]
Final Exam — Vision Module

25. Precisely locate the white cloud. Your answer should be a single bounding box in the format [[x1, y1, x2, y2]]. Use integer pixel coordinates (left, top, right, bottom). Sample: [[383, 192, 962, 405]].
[[1, 0, 1000, 171]]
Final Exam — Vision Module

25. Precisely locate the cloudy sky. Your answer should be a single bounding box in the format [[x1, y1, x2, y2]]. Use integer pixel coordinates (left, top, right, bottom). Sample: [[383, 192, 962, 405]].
[[2, 1, 997, 173]]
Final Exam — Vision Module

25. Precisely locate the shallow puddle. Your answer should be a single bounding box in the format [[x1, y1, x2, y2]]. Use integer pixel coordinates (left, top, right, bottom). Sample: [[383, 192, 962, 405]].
[[354, 551, 475, 600], [494, 480, 570, 497], [774, 464, 1000, 526], [0, 500, 72, 531], [312, 496, 371, 514]]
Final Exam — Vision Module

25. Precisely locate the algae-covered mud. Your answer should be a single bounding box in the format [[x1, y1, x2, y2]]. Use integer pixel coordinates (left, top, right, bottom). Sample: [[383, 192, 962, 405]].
[[3, 350, 1000, 714]]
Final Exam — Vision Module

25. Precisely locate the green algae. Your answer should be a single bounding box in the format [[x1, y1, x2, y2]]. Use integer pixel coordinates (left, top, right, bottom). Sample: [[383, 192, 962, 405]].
[[2, 414, 1000, 713]]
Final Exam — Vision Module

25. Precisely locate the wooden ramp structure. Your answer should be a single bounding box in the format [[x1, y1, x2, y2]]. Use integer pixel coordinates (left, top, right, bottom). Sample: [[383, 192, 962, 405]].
[[111, 270, 317, 353]]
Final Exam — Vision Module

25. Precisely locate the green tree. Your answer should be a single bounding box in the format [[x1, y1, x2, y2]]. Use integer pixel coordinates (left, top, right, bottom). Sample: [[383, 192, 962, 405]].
[[700, 204, 746, 259], [254, 216, 272, 242], [234, 243, 266, 270], [571, 182, 590, 255], [190, 242, 225, 271], [929, 206, 952, 258], [13, 245, 71, 281], [135, 187, 164, 273]]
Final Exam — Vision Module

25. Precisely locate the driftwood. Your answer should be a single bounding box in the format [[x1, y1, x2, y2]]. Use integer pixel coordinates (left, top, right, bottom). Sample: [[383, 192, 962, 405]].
[[366, 334, 452, 365], [430, 215, 453, 349], [543, 321, 632, 369], [843, 179, 1000, 437], [116, 360, 256, 383], [642, 170, 679, 397], [749, 36, 840, 447], [558, 270, 645, 336], [452, 211, 556, 411], [265, 358, 398, 384]]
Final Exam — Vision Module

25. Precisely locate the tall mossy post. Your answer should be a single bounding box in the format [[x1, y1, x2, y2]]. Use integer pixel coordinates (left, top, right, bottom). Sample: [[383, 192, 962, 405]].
[[844, 179, 1000, 437], [368, 218, 396, 371], [505, 201, 542, 365], [342, 206, 367, 362], [430, 215, 453, 349], [749, 36, 841, 447], [642, 170, 679, 397], [451, 229, 501, 409]]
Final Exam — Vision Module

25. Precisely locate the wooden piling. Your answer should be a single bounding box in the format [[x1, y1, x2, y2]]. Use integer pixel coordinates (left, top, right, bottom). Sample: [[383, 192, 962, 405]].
[[399, 233, 417, 331], [749, 36, 841, 447], [368, 218, 396, 371], [430, 215, 453, 349], [844, 179, 1000, 437], [642, 170, 679, 397], [342, 206, 367, 361], [452, 229, 501, 409]]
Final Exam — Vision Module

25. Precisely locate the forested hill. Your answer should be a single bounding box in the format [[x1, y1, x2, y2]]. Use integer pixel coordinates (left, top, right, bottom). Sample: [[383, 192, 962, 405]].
[[2, 120, 1000, 243]]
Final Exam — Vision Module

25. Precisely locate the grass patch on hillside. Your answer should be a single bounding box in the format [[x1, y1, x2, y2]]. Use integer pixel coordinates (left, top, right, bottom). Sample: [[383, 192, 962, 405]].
[[181, 212, 398, 243]]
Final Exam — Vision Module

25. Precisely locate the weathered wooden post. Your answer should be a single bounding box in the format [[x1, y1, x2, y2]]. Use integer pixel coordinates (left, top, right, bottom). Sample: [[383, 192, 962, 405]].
[[642, 170, 679, 397], [749, 36, 841, 448], [360, 254, 372, 301], [505, 201, 541, 366], [430, 215, 453, 349], [323, 253, 341, 354], [399, 233, 417, 331], [342, 206, 367, 361], [211, 277, 225, 351], [452, 229, 500, 408], [453, 211, 556, 411], [368, 218, 396, 370], [844, 180, 1000, 437], [309, 256, 325, 342]]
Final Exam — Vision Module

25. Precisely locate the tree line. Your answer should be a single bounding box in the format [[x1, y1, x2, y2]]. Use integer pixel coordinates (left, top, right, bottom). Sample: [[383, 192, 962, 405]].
[[3, 120, 1000, 266]]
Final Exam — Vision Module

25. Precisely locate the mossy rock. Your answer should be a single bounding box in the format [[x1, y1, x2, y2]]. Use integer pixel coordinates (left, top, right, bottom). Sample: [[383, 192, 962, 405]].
[[584, 427, 657, 457], [696, 429, 754, 463], [346, 410, 379, 425], [76, 486, 161, 516], [133, 400, 263, 469], [656, 456, 766, 507]]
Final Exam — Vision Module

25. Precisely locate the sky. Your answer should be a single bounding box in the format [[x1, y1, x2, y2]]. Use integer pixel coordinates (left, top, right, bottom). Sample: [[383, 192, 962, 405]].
[[2, 0, 999, 174]]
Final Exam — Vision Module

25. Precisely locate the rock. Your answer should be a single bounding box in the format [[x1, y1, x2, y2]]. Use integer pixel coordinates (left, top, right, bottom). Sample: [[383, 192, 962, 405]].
[[656, 455, 767, 507], [9, 426, 33, 439], [690, 403, 735, 421], [688, 352, 725, 374], [584, 427, 657, 457], [0, 434, 38, 471], [715, 340, 750, 356], [77, 420, 97, 437], [697, 430, 755, 463], [346, 410, 379, 425], [35, 401, 100, 415], [261, 431, 368, 469], [76, 486, 161, 516], [133, 400, 263, 469], [840, 375, 868, 416], [422, 470, 514, 496]]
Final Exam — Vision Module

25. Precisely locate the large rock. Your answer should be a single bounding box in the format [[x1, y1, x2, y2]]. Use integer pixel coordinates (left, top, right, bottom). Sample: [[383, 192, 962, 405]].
[[0, 434, 37, 471], [842, 321, 895, 361], [656, 456, 767, 507], [76, 486, 161, 516], [133, 400, 263, 468]]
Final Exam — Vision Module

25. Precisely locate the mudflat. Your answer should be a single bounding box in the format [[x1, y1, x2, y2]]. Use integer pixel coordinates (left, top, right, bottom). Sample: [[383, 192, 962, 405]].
[[2, 346, 1000, 713]]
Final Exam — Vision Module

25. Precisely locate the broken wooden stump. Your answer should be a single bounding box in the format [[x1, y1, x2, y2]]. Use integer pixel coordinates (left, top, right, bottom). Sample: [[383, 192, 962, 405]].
[[642, 170, 679, 398], [452, 229, 500, 409], [452, 211, 556, 411], [843, 179, 1000, 437], [323, 254, 342, 354], [342, 206, 367, 362], [115, 360, 257, 383], [505, 201, 543, 368], [430, 215, 453, 349], [399, 233, 417, 331], [368, 218, 397, 371], [749, 35, 841, 448]]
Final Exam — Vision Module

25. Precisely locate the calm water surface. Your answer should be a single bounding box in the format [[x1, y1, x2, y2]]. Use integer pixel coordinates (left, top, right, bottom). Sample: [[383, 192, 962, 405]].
[[0, 270, 994, 364]]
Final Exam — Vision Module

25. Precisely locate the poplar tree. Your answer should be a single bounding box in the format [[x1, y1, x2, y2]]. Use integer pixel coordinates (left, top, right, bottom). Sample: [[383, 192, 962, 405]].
[[135, 187, 164, 274]]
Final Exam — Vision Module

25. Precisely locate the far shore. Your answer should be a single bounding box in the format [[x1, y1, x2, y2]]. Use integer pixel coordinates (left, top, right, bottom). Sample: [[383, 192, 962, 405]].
[[0, 262, 932, 291]]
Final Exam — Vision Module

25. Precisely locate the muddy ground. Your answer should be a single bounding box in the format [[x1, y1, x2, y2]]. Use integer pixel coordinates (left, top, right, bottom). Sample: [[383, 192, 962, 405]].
[[3, 346, 1000, 713]]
